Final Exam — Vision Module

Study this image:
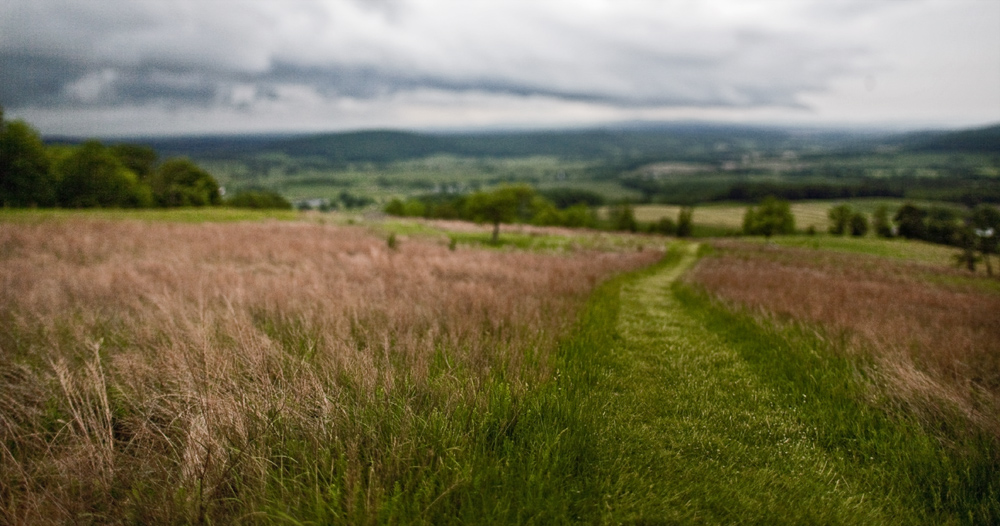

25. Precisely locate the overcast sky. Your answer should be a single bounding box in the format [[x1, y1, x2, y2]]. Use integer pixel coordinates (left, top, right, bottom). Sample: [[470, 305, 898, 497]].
[[1, 0, 998, 137]]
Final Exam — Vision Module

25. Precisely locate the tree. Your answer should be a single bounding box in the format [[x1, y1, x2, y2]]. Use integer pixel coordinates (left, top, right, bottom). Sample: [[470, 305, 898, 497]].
[[952, 225, 979, 272], [925, 207, 961, 245], [0, 119, 56, 207], [676, 207, 694, 237], [226, 189, 291, 209], [607, 201, 638, 232], [894, 203, 928, 240], [827, 204, 853, 235], [970, 204, 1000, 276], [561, 203, 597, 228], [743, 196, 795, 239], [849, 212, 869, 237], [55, 141, 153, 208], [465, 186, 533, 243], [873, 205, 894, 238], [384, 198, 405, 216], [655, 216, 677, 236], [149, 158, 221, 207], [110, 144, 158, 180]]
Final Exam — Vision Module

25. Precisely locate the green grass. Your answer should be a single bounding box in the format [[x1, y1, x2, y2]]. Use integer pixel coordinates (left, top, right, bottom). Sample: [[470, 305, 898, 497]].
[[672, 284, 999, 524], [553, 244, 895, 523], [455, 241, 998, 523], [749, 234, 961, 266], [0, 207, 300, 223]]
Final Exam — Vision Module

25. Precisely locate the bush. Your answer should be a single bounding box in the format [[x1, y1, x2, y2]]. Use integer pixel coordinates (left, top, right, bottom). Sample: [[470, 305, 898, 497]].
[[849, 212, 869, 237], [743, 196, 795, 238], [150, 158, 221, 207], [677, 207, 694, 237], [0, 120, 56, 207], [55, 141, 153, 208], [873, 205, 894, 238], [828, 204, 853, 235], [226, 190, 292, 209], [608, 202, 638, 232]]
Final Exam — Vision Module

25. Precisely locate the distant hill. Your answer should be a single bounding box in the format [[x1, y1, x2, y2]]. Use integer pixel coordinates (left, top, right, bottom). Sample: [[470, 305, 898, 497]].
[[54, 122, 1000, 165], [140, 124, 814, 164], [903, 124, 1000, 153]]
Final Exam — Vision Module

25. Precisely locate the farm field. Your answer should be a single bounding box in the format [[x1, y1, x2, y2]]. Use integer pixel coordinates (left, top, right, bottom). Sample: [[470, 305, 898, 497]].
[[630, 198, 965, 233], [0, 212, 997, 524]]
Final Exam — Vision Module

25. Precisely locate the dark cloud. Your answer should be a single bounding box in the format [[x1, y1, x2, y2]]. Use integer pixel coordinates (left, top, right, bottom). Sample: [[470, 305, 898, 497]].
[[1, 1, 996, 134], [0, 1, 864, 111]]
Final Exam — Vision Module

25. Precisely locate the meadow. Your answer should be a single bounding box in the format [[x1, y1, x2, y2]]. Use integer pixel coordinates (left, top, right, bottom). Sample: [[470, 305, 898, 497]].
[[689, 240, 1000, 436], [1, 210, 997, 524], [0, 216, 659, 523]]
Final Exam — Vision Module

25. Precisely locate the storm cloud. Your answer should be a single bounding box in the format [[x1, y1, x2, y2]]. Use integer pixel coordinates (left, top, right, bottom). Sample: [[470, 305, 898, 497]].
[[1, 0, 997, 135]]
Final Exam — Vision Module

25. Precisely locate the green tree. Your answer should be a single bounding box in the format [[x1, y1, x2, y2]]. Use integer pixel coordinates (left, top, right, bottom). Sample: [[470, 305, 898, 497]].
[[608, 201, 638, 232], [55, 141, 153, 208], [384, 198, 405, 216], [465, 186, 534, 243], [849, 212, 869, 237], [970, 204, 1000, 276], [226, 190, 292, 209], [530, 200, 564, 227], [110, 144, 158, 180], [926, 207, 962, 245], [676, 207, 694, 237], [873, 205, 894, 238], [0, 119, 56, 207], [149, 158, 221, 207], [655, 216, 677, 236], [894, 203, 927, 240], [743, 196, 795, 239], [827, 204, 853, 235], [952, 225, 979, 272]]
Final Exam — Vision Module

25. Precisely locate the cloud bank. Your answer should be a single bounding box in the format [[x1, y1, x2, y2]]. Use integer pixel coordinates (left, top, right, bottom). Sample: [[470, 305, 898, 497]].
[[1, 0, 997, 135]]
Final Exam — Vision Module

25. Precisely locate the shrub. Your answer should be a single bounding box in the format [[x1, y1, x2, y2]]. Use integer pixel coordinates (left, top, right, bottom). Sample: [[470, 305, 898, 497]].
[[226, 189, 292, 209], [849, 212, 869, 237], [743, 196, 795, 238], [828, 204, 853, 235], [149, 158, 221, 207], [677, 207, 694, 237], [0, 119, 56, 207], [55, 141, 153, 208], [873, 205, 894, 238]]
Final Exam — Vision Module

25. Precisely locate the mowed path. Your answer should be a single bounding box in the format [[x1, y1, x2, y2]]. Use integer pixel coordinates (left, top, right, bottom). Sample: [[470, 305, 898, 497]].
[[585, 243, 891, 524]]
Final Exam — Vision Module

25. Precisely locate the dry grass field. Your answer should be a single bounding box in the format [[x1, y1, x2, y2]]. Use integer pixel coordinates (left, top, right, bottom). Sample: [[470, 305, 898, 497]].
[[0, 219, 659, 523], [688, 240, 1000, 438]]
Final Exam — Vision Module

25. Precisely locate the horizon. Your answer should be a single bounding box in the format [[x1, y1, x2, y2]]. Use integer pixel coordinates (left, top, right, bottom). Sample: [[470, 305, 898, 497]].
[[37, 118, 1000, 143]]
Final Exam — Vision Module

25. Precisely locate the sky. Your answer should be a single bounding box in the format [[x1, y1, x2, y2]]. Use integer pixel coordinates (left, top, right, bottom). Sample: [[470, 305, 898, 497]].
[[1, 0, 998, 137]]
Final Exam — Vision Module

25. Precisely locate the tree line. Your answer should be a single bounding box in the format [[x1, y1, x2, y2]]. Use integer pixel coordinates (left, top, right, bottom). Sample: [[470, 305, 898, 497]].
[[0, 107, 289, 210], [741, 196, 1000, 275], [385, 185, 693, 242]]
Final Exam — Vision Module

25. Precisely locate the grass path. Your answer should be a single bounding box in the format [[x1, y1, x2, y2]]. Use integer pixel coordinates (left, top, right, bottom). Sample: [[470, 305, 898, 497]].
[[581, 243, 894, 524]]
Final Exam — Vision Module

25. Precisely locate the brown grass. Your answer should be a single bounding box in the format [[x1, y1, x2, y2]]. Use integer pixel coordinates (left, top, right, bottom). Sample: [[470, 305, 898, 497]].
[[688, 240, 1000, 438], [0, 219, 659, 524]]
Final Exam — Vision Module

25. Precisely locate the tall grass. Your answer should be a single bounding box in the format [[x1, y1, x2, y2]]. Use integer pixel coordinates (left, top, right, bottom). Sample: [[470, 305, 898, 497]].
[[0, 219, 659, 524], [687, 240, 1000, 451]]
